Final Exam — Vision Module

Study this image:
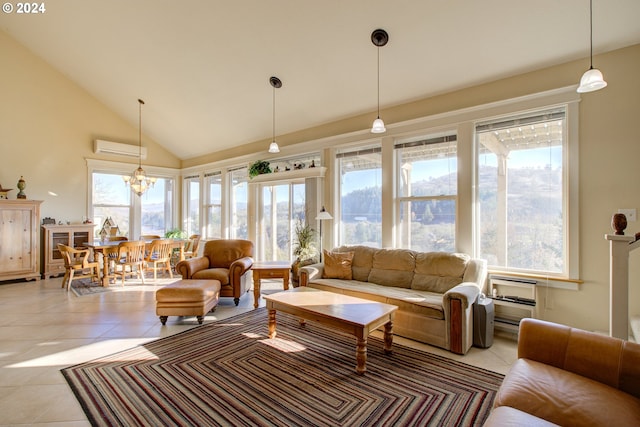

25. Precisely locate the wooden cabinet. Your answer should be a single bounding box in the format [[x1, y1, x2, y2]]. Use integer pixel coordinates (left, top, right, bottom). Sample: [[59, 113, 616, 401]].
[[0, 200, 43, 282], [41, 224, 96, 279]]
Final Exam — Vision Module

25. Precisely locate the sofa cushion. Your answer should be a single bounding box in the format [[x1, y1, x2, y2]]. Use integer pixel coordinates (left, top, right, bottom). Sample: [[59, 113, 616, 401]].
[[334, 245, 375, 282], [368, 248, 415, 288], [322, 250, 354, 280], [411, 252, 469, 293], [495, 358, 640, 427], [307, 278, 444, 320]]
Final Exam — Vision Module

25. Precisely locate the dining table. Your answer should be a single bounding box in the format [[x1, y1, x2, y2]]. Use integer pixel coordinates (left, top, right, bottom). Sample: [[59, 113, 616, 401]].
[[84, 239, 186, 287]]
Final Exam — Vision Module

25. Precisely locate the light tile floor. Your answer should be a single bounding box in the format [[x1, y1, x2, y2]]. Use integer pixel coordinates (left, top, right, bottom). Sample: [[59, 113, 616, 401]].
[[0, 277, 517, 426]]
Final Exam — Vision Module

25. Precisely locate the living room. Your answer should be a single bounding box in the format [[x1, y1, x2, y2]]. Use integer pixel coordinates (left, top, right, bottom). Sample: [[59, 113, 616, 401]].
[[1, 1, 640, 425]]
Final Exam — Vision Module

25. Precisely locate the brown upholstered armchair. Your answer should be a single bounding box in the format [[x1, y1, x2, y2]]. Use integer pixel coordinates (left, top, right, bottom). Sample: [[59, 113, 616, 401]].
[[175, 239, 254, 306]]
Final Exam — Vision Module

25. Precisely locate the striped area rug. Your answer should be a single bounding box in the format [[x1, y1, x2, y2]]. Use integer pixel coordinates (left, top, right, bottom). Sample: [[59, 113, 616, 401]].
[[62, 308, 503, 426]]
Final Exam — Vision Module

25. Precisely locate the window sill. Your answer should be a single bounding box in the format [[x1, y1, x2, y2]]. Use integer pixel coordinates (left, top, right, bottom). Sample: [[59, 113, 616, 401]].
[[248, 166, 326, 184]]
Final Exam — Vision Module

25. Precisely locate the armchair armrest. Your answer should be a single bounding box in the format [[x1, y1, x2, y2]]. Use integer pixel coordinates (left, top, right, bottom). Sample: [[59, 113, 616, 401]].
[[518, 318, 640, 398], [229, 256, 253, 281], [299, 263, 324, 286], [175, 256, 210, 279]]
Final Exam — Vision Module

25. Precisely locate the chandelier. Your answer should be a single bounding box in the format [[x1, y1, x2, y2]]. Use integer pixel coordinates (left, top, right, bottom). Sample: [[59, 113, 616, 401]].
[[123, 99, 156, 196]]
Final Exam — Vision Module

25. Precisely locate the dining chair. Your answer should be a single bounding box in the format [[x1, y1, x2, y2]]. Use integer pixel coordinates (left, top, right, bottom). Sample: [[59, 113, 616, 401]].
[[183, 234, 202, 259], [140, 234, 161, 240], [112, 240, 146, 285], [104, 236, 129, 273], [58, 244, 100, 291], [144, 239, 174, 281]]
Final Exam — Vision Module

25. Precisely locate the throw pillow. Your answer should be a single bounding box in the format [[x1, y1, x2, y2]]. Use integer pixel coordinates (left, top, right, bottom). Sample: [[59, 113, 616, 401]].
[[322, 250, 354, 280]]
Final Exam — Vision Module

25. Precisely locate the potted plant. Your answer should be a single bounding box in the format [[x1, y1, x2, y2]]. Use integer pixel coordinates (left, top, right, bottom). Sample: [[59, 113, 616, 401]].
[[248, 160, 272, 178], [291, 219, 318, 287]]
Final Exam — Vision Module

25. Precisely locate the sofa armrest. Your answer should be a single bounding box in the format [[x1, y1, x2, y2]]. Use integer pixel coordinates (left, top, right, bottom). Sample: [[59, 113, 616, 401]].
[[299, 263, 324, 286], [443, 282, 480, 309], [518, 318, 640, 398], [175, 256, 210, 279], [443, 283, 481, 354]]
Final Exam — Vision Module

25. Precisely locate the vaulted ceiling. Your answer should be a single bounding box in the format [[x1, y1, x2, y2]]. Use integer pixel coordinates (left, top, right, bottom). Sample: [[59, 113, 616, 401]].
[[1, 0, 639, 160]]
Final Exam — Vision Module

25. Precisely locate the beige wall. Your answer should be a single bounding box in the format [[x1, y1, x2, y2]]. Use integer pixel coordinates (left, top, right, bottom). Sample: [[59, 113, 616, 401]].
[[186, 45, 640, 334], [2, 26, 640, 334], [0, 31, 180, 224]]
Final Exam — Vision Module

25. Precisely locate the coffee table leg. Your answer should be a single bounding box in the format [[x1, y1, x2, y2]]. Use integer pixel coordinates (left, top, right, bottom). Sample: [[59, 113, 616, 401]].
[[383, 321, 394, 354], [268, 309, 277, 339], [252, 271, 261, 309], [356, 337, 367, 375]]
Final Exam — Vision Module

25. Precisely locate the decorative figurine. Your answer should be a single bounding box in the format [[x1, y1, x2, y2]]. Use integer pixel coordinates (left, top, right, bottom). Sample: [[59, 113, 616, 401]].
[[310, 160, 316, 168], [0, 184, 13, 199], [16, 176, 26, 199], [612, 213, 627, 235]]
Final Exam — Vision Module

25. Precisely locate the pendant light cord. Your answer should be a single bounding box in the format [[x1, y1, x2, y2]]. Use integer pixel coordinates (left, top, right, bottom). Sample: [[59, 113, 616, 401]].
[[272, 86, 276, 141], [138, 98, 144, 168], [377, 46, 381, 118], [589, 0, 593, 69]]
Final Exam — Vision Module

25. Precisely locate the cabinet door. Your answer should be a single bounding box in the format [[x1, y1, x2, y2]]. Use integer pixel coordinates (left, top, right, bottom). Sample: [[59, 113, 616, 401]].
[[0, 208, 33, 272], [51, 232, 70, 262], [73, 231, 90, 248]]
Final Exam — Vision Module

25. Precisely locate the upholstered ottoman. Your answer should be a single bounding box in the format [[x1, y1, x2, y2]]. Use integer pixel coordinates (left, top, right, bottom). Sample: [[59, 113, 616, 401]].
[[156, 279, 221, 325]]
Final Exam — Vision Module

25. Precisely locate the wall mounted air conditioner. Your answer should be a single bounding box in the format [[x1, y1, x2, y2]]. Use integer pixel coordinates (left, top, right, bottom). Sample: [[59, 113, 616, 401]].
[[94, 140, 147, 159]]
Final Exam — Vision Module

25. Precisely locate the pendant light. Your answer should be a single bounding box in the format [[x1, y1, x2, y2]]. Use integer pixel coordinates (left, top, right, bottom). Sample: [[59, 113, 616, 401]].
[[123, 99, 156, 196], [577, 0, 607, 93], [268, 76, 282, 153], [371, 29, 389, 133]]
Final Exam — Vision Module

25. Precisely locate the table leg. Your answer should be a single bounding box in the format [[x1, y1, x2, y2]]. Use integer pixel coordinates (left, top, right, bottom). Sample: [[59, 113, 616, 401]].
[[98, 250, 110, 287], [283, 268, 290, 290], [383, 320, 394, 354], [268, 308, 277, 339], [356, 336, 367, 375], [252, 271, 261, 309]]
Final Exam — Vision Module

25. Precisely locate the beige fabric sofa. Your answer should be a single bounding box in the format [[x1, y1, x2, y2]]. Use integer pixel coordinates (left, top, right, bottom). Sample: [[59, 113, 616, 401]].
[[485, 318, 640, 426], [299, 246, 487, 354]]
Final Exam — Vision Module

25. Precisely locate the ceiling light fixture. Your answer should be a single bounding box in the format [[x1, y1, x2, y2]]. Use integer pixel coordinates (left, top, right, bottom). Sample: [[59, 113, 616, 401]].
[[577, 0, 607, 93], [371, 29, 389, 134], [123, 99, 156, 196], [268, 76, 282, 153]]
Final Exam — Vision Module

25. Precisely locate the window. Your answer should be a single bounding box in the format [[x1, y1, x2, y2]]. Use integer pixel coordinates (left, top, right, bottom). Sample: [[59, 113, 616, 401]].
[[204, 172, 222, 239], [337, 145, 382, 247], [229, 167, 248, 239], [140, 177, 173, 237], [92, 172, 131, 237], [395, 133, 457, 252], [476, 107, 566, 275], [258, 182, 305, 261], [89, 161, 178, 240], [183, 175, 200, 237]]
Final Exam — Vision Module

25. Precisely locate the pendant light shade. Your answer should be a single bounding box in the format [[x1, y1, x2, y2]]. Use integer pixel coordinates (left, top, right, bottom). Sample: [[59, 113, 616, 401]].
[[577, 67, 607, 93], [577, 0, 607, 93], [123, 99, 156, 196], [371, 29, 388, 134], [371, 118, 386, 134], [268, 76, 282, 153]]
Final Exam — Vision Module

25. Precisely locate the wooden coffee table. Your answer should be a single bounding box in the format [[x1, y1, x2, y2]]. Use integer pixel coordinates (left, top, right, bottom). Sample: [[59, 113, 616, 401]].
[[251, 261, 291, 308], [264, 287, 398, 375]]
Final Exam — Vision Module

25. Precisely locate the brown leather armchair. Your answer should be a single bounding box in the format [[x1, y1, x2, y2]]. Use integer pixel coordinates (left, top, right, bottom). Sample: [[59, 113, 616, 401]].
[[175, 239, 254, 306]]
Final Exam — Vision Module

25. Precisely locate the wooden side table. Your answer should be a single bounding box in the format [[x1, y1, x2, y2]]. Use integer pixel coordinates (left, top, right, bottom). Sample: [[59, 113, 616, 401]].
[[251, 261, 291, 309]]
